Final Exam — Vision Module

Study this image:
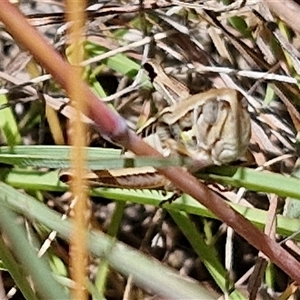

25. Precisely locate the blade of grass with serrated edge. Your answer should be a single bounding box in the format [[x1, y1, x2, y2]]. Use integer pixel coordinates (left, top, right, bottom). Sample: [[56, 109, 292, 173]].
[[3, 168, 300, 240], [0, 145, 192, 169]]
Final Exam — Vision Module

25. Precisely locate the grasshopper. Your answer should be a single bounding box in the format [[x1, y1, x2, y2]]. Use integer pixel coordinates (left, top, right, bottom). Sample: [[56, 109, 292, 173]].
[[60, 61, 251, 189]]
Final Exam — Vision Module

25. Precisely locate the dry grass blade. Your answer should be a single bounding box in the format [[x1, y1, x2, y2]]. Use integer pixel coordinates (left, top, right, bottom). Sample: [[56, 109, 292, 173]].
[[264, 0, 300, 34]]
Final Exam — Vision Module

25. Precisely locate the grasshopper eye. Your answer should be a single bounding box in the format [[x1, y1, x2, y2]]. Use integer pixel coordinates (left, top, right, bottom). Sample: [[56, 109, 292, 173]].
[[202, 100, 219, 124]]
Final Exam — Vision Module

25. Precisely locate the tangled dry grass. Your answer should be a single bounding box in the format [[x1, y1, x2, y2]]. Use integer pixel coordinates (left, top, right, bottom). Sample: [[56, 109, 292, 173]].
[[1, 0, 300, 299]]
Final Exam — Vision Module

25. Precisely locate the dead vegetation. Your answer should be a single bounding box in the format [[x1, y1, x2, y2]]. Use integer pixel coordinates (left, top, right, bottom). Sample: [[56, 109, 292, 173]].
[[1, 0, 300, 299]]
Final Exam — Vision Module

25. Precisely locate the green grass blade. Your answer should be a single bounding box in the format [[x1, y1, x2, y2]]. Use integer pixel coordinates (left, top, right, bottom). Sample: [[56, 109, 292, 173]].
[[0, 145, 191, 169], [0, 182, 214, 300], [0, 204, 69, 299], [199, 166, 300, 200], [169, 210, 245, 299], [94, 201, 126, 298], [3, 168, 300, 240], [0, 95, 21, 146], [0, 234, 38, 300]]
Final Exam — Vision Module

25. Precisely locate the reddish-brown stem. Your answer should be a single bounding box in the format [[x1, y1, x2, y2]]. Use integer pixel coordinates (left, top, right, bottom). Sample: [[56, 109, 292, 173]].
[[1, 0, 300, 284]]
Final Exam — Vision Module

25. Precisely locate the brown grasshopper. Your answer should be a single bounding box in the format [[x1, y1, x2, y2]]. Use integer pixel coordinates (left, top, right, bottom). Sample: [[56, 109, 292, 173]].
[[60, 61, 251, 190]]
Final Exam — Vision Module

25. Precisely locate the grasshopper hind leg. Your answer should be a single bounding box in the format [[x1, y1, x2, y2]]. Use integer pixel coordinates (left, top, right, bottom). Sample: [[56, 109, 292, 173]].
[[159, 190, 182, 206]]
